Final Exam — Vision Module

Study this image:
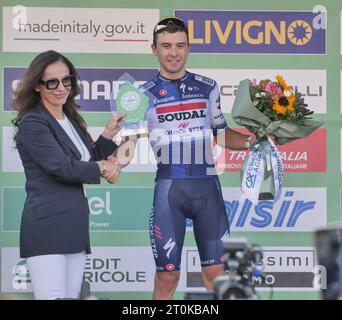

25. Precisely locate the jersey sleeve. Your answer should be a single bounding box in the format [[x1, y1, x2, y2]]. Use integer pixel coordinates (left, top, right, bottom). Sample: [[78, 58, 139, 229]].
[[209, 82, 228, 136]]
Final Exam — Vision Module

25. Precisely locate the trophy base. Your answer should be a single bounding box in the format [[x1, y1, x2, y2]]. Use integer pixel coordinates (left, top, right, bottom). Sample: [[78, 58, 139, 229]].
[[120, 127, 148, 137]]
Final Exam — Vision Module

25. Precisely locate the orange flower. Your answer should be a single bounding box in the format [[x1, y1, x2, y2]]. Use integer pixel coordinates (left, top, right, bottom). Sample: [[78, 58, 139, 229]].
[[287, 94, 296, 112], [276, 74, 291, 91]]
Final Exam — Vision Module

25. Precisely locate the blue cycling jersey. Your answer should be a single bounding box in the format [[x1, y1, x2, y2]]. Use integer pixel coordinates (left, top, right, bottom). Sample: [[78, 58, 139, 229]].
[[141, 72, 230, 272], [141, 71, 228, 179]]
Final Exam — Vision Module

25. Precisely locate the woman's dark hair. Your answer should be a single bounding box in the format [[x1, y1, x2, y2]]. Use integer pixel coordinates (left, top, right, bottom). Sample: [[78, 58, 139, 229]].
[[11, 50, 93, 144]]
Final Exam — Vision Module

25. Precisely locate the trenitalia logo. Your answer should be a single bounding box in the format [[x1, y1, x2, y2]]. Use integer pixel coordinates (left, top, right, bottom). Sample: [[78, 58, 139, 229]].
[[175, 10, 326, 54], [215, 128, 326, 173], [3, 67, 157, 111]]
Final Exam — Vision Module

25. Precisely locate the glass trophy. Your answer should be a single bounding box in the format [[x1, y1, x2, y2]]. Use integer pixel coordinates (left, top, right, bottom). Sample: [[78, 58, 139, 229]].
[[111, 76, 149, 137]]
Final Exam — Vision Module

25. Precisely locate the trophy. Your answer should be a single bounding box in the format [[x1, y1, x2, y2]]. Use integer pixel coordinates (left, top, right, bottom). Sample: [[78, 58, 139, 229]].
[[110, 73, 149, 137]]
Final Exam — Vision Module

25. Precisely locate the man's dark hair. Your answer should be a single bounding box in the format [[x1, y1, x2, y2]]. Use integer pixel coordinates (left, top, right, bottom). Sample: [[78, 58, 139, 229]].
[[153, 16, 189, 46]]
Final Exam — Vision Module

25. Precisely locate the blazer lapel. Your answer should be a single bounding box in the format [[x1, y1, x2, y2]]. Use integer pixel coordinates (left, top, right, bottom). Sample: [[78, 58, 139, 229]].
[[69, 118, 93, 157], [36, 103, 82, 159]]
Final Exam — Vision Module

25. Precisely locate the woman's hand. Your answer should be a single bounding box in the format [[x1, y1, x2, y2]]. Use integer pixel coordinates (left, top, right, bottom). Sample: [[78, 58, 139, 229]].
[[101, 112, 126, 140], [98, 156, 121, 184]]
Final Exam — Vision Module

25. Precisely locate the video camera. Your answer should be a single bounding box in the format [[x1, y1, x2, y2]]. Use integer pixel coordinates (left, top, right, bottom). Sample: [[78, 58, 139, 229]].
[[213, 238, 263, 300], [314, 227, 342, 300]]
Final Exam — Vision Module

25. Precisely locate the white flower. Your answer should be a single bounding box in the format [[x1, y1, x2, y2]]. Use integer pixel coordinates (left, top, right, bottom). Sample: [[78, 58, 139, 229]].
[[283, 90, 292, 97]]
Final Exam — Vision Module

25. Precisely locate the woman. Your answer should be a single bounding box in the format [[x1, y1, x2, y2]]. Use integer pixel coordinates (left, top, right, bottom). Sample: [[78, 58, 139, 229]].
[[11, 50, 124, 299]]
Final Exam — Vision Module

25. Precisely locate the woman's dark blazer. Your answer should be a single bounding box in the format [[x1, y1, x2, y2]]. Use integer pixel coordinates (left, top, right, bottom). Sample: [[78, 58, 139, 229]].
[[16, 103, 117, 258]]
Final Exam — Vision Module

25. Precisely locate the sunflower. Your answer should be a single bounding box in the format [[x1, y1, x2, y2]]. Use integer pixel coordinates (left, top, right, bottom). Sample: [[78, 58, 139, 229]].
[[272, 99, 287, 115], [276, 74, 291, 91], [273, 93, 296, 115]]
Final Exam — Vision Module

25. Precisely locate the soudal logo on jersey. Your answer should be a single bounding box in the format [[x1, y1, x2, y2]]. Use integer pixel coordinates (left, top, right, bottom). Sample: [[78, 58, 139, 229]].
[[156, 102, 206, 123]]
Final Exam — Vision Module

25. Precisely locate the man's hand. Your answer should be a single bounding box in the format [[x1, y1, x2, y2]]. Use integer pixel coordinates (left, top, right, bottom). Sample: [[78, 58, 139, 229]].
[[114, 136, 137, 167], [267, 134, 278, 144]]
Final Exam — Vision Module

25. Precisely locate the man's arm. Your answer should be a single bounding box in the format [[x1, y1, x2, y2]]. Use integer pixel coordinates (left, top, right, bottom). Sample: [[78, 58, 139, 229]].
[[215, 128, 256, 150]]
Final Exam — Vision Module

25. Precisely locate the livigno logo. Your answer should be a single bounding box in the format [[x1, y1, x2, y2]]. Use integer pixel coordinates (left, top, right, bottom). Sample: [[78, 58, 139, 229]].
[[2, 187, 153, 232], [175, 9, 326, 54]]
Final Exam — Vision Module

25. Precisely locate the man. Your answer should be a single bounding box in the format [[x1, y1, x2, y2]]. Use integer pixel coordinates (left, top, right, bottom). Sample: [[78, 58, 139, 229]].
[[138, 17, 257, 300]]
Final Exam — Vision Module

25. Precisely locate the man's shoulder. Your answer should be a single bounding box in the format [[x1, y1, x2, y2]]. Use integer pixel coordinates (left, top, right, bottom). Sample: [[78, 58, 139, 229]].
[[187, 71, 217, 87], [140, 75, 159, 92]]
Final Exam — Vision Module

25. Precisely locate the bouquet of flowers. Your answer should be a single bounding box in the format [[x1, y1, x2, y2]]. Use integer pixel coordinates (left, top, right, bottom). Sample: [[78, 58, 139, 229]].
[[231, 75, 322, 203]]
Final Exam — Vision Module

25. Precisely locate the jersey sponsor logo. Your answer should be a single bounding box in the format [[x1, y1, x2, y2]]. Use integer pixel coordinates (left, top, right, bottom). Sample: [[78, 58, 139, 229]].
[[166, 263, 175, 271], [163, 238, 176, 259], [156, 102, 207, 123], [159, 88, 167, 96], [141, 81, 156, 92], [149, 207, 159, 258], [153, 224, 162, 239], [164, 125, 204, 135], [201, 259, 215, 265], [194, 74, 215, 86], [158, 110, 206, 123], [214, 114, 224, 120], [178, 122, 190, 128], [180, 83, 186, 93], [153, 96, 176, 104], [182, 93, 205, 99]]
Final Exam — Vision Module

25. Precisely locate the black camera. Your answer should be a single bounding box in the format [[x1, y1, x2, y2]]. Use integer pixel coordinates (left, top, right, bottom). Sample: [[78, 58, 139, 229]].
[[314, 227, 342, 300], [213, 238, 263, 300]]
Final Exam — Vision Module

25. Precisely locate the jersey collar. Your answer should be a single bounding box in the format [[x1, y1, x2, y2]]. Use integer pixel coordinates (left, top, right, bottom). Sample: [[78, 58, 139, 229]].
[[158, 71, 189, 83]]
